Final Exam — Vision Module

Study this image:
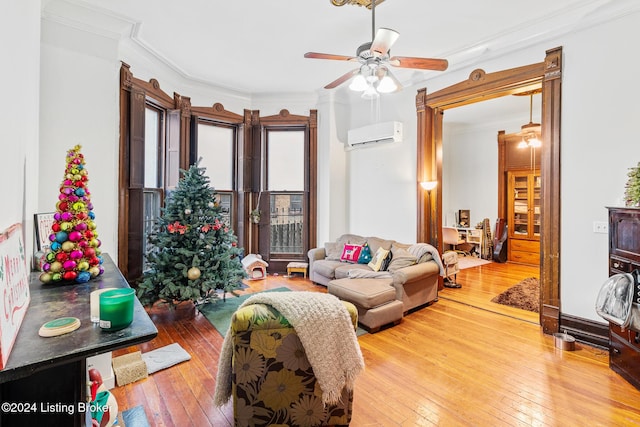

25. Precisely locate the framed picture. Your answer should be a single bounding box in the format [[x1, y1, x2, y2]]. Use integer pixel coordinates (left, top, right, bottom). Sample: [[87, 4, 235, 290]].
[[34, 212, 55, 251]]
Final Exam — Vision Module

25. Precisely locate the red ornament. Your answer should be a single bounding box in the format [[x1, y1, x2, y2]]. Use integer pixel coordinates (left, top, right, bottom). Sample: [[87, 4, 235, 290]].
[[55, 252, 68, 262], [52, 223, 61, 232], [89, 256, 100, 266], [63, 271, 78, 281], [84, 230, 94, 239], [59, 201, 69, 211], [84, 247, 96, 258]]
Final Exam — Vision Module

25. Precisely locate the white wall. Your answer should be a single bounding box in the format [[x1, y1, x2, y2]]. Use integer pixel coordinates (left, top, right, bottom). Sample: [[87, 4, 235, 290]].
[[342, 88, 419, 243], [442, 122, 500, 229], [40, 18, 121, 259], [0, 2, 40, 261], [557, 11, 640, 319]]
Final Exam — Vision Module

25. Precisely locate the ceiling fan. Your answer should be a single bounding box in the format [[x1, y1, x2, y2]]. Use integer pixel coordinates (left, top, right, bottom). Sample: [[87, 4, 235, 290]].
[[304, 0, 448, 94]]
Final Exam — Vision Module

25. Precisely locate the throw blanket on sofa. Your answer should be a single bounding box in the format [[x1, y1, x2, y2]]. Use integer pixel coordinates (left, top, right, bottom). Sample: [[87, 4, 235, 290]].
[[408, 243, 445, 276], [213, 292, 365, 406]]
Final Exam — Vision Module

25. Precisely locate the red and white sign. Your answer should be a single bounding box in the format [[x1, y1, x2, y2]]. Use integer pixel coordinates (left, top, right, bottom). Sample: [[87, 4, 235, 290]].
[[0, 223, 31, 369]]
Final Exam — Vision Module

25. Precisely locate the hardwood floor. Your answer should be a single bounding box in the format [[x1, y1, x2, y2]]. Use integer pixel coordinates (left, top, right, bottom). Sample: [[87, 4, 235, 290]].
[[111, 262, 640, 426]]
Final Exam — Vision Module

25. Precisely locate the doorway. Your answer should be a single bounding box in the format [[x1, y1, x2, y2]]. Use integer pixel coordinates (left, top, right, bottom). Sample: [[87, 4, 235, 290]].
[[416, 47, 562, 334]]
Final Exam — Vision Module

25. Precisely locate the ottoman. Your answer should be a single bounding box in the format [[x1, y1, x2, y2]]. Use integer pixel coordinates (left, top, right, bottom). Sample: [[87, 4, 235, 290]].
[[328, 278, 404, 333]]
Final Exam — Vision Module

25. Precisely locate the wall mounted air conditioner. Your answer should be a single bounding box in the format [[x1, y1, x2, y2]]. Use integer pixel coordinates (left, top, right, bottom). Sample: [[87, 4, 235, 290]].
[[347, 121, 403, 148]]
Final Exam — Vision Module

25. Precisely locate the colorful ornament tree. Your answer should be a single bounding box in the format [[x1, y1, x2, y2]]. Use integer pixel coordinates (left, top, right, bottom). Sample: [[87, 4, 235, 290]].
[[40, 145, 104, 284], [137, 161, 246, 307]]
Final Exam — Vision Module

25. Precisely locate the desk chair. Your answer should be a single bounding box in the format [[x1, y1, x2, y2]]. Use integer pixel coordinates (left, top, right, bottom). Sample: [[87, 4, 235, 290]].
[[443, 227, 466, 254]]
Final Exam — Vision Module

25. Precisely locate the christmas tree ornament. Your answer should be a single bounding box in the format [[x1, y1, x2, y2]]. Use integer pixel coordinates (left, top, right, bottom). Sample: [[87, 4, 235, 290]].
[[40, 145, 104, 284], [187, 267, 201, 280]]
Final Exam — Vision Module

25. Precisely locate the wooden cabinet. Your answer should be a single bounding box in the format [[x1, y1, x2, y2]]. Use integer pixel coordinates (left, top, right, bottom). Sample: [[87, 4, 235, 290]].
[[0, 254, 158, 426], [608, 207, 640, 390], [507, 170, 540, 265]]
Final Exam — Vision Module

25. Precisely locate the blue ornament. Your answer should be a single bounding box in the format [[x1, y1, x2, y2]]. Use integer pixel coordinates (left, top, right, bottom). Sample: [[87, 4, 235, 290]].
[[89, 211, 95, 220], [75, 188, 86, 197], [55, 231, 68, 243], [76, 271, 91, 283], [50, 242, 61, 251]]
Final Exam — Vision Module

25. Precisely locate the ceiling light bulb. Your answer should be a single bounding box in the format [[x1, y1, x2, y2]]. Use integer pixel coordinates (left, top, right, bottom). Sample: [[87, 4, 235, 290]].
[[528, 137, 541, 148], [377, 75, 397, 93], [349, 74, 367, 92], [518, 140, 528, 149], [361, 84, 379, 100]]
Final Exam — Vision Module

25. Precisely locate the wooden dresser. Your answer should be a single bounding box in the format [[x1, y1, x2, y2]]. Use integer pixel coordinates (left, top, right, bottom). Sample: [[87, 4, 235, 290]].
[[608, 206, 640, 390]]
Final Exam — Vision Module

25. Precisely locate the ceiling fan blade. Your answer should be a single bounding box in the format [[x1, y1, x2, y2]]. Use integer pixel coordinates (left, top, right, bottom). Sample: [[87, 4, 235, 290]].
[[304, 52, 356, 61], [370, 28, 400, 57], [389, 56, 449, 71], [324, 68, 361, 89]]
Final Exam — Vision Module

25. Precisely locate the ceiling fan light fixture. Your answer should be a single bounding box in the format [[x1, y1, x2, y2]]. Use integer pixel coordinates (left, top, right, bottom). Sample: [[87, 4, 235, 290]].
[[349, 74, 368, 91], [526, 134, 542, 148], [376, 74, 397, 93], [361, 84, 379, 99]]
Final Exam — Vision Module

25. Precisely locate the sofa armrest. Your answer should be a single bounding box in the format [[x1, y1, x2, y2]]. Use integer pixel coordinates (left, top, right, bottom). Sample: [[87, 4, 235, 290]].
[[307, 247, 327, 274], [308, 247, 326, 262], [392, 261, 440, 285]]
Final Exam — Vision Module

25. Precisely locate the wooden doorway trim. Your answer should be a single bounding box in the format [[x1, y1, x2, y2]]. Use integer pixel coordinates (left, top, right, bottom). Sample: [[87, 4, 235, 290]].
[[416, 47, 562, 334]]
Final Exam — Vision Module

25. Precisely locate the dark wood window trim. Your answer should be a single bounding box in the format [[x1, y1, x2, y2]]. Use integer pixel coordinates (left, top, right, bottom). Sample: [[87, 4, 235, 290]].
[[253, 110, 318, 269]]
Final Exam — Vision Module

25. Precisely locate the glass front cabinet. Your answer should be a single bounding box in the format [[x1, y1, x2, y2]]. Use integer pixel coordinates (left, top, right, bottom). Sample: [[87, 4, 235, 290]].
[[507, 170, 540, 265]]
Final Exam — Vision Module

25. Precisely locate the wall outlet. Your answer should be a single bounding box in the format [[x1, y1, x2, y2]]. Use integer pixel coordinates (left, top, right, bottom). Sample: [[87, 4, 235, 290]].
[[593, 221, 608, 234]]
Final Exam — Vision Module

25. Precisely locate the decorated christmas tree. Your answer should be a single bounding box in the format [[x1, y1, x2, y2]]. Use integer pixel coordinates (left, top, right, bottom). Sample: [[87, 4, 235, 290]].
[[137, 161, 246, 307], [40, 145, 104, 284]]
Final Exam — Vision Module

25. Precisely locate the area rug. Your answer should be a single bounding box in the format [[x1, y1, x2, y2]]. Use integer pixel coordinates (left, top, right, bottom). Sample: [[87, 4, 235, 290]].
[[118, 405, 150, 427], [198, 288, 290, 336], [458, 256, 492, 270], [198, 287, 367, 337], [141, 343, 191, 374], [491, 277, 539, 312]]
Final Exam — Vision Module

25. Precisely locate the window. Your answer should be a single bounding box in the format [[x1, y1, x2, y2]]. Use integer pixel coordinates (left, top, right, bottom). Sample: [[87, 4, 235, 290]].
[[196, 121, 236, 226], [266, 130, 305, 255]]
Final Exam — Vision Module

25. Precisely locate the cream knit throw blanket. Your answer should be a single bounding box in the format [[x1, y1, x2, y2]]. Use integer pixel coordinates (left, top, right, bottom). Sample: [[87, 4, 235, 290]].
[[213, 291, 365, 406]]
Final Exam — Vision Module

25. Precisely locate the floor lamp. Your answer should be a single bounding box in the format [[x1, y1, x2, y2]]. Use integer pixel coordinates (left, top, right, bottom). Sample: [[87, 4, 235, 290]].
[[421, 181, 437, 246]]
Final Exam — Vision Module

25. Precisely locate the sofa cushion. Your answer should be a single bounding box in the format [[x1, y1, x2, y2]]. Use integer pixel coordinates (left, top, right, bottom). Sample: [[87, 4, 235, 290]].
[[357, 243, 372, 264], [328, 278, 396, 309], [340, 244, 362, 263], [368, 247, 390, 272], [312, 260, 345, 279], [366, 236, 394, 256], [325, 234, 366, 261], [324, 242, 342, 261], [387, 244, 417, 272], [335, 263, 371, 279]]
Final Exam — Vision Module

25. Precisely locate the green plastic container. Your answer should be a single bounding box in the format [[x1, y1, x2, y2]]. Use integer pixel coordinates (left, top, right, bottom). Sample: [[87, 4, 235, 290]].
[[99, 288, 135, 331]]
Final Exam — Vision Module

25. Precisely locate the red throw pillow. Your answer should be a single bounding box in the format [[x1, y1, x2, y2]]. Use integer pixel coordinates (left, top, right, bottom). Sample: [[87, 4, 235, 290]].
[[340, 244, 363, 263]]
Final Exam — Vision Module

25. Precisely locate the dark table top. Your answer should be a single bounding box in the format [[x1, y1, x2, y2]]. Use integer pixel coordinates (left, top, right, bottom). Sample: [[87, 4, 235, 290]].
[[0, 253, 158, 383]]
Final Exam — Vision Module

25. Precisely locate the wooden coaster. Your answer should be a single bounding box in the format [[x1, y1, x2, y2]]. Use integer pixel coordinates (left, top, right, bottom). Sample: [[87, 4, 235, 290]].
[[39, 317, 81, 337]]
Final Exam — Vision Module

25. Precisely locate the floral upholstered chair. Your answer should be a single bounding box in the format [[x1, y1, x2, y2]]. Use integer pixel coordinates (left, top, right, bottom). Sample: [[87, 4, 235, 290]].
[[229, 301, 358, 427]]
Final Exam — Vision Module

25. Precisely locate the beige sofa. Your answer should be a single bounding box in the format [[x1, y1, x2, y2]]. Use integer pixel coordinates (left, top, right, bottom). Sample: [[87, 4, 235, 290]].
[[308, 234, 443, 331]]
